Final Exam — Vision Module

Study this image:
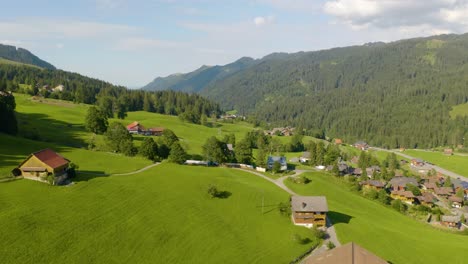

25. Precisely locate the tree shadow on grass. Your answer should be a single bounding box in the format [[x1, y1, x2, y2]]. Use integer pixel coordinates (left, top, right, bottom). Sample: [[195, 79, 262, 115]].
[[328, 211, 353, 225], [74, 170, 109, 182], [215, 191, 232, 199]]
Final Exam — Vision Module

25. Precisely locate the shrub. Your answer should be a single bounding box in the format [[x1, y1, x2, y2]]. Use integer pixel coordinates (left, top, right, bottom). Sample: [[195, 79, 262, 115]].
[[327, 241, 336, 249], [311, 227, 326, 240]]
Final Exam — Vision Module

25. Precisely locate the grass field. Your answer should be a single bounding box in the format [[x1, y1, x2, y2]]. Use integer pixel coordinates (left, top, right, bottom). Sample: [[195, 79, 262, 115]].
[[285, 172, 468, 264], [0, 164, 317, 264], [450, 103, 468, 119], [0, 133, 152, 179], [13, 93, 256, 154], [404, 150, 468, 177], [0, 58, 41, 68]]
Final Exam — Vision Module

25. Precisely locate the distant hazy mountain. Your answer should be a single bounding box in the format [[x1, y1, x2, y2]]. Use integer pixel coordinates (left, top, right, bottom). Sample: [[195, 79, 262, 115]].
[[141, 57, 257, 92], [0, 44, 56, 70]]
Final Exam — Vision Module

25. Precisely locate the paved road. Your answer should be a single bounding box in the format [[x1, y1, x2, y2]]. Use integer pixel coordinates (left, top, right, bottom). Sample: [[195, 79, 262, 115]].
[[78, 162, 161, 177], [370, 147, 468, 181]]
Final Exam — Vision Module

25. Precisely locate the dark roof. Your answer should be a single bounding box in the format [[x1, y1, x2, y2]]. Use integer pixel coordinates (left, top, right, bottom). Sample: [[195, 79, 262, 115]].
[[449, 196, 463, 203], [22, 149, 69, 169], [305, 242, 387, 264], [391, 190, 415, 198], [148, 127, 164, 132], [441, 215, 460, 223], [291, 196, 328, 212], [389, 177, 418, 187], [361, 180, 385, 188]]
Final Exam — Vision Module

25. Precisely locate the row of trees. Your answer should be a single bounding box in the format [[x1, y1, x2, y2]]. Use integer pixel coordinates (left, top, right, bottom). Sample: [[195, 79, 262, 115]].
[[0, 91, 17, 135]]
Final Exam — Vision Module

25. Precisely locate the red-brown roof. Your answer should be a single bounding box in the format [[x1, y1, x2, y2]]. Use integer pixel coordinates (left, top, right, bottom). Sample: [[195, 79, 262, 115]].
[[126, 121, 140, 130], [31, 149, 69, 169], [148, 127, 165, 132]]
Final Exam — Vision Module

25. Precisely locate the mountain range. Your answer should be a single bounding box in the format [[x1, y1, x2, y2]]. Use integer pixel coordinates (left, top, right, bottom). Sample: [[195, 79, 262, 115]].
[[142, 33, 468, 148]]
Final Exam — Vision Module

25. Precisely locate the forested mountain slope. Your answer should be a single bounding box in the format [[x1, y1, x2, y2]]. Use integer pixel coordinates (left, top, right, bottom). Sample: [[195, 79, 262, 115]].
[[0, 44, 56, 70], [146, 34, 468, 148], [142, 57, 257, 92]]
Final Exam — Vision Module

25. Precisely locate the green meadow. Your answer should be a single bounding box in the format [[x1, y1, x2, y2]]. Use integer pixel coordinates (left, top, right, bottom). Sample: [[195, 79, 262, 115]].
[[450, 103, 468, 119], [285, 172, 468, 264], [0, 164, 317, 264], [404, 150, 468, 177]]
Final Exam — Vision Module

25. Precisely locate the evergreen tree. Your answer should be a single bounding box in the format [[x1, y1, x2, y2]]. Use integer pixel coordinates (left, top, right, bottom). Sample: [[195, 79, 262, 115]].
[[168, 142, 188, 164], [105, 122, 134, 155], [161, 129, 179, 147], [85, 106, 108, 134], [139, 137, 159, 161], [235, 139, 253, 164], [202, 136, 228, 163]]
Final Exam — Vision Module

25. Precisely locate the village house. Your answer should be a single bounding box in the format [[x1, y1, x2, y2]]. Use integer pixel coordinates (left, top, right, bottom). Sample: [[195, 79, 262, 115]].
[[441, 215, 461, 229], [434, 187, 454, 197], [351, 167, 363, 176], [444, 148, 453, 156], [390, 190, 416, 204], [353, 141, 369, 151], [334, 138, 343, 145], [410, 158, 425, 167], [299, 152, 311, 163], [360, 180, 386, 190], [305, 242, 388, 264], [388, 176, 419, 191], [145, 127, 165, 136], [267, 156, 287, 171], [449, 196, 464, 208], [264, 126, 295, 136], [15, 149, 70, 185], [290, 196, 328, 228], [126, 121, 146, 134], [417, 192, 437, 207]]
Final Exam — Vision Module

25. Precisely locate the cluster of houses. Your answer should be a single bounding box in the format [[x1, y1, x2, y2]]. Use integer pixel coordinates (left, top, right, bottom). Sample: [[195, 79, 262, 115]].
[[264, 126, 295, 136], [40, 84, 65, 93], [126, 121, 165, 136]]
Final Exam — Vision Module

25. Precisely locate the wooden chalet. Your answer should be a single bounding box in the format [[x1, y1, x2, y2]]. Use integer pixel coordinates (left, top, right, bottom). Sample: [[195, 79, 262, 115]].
[[449, 196, 463, 208], [291, 196, 328, 228], [417, 192, 437, 207], [145, 127, 165, 136], [126, 121, 145, 134], [305, 242, 387, 264], [434, 187, 454, 197], [388, 176, 419, 191], [410, 158, 425, 167], [16, 149, 70, 184], [360, 180, 386, 190], [390, 190, 416, 204], [441, 215, 460, 229], [354, 141, 369, 151]]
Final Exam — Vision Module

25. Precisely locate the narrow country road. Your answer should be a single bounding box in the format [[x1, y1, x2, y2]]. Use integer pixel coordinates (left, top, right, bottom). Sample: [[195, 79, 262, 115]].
[[235, 168, 297, 195], [77, 162, 160, 177], [371, 147, 468, 181]]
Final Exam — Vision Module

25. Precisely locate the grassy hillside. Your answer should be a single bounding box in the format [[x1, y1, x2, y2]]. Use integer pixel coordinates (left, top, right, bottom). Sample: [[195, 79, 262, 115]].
[[13, 93, 255, 154], [404, 150, 468, 177], [0, 133, 151, 179], [0, 57, 42, 69], [0, 164, 316, 264], [285, 172, 468, 264], [450, 103, 468, 119]]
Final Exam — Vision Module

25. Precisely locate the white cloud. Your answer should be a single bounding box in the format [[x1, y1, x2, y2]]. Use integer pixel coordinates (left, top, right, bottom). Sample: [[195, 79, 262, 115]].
[[0, 40, 23, 46], [253, 16, 275, 27], [257, 0, 321, 12], [56, 43, 64, 49], [324, 0, 468, 33]]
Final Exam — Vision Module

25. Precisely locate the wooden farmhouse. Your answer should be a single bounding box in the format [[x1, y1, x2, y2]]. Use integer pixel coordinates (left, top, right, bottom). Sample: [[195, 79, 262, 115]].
[[388, 176, 419, 191], [390, 190, 416, 204], [305, 242, 387, 264], [353, 141, 369, 151], [360, 180, 386, 190], [291, 196, 328, 228], [126, 121, 146, 134], [441, 215, 461, 229], [16, 149, 70, 184]]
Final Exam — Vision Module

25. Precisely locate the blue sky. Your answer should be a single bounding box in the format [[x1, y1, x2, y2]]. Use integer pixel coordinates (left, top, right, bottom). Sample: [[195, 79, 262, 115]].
[[2, 0, 468, 87]]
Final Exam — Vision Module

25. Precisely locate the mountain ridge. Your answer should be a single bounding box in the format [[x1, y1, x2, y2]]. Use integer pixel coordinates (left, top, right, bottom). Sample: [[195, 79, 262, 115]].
[[0, 44, 56, 70]]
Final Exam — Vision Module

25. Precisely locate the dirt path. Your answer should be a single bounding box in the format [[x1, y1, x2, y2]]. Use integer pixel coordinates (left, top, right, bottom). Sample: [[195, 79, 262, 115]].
[[78, 163, 161, 177]]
